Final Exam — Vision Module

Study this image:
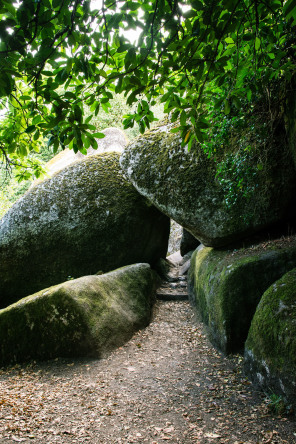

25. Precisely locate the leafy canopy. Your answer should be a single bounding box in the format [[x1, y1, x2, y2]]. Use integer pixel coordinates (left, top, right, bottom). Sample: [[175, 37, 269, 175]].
[[0, 0, 295, 178]]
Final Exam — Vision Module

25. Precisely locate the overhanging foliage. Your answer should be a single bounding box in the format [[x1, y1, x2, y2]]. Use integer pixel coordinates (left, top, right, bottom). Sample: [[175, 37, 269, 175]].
[[0, 0, 295, 178]]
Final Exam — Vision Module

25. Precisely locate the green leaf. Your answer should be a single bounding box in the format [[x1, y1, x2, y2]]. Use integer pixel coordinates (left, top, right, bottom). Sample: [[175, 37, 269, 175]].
[[191, 1, 203, 11], [33, 130, 40, 141], [25, 125, 36, 134], [124, 47, 136, 70], [196, 120, 210, 129], [82, 133, 91, 149], [284, 0, 296, 21], [53, 139, 59, 153], [85, 115, 93, 124], [224, 100, 230, 115], [255, 37, 261, 51], [90, 137, 98, 150], [225, 37, 234, 44], [180, 110, 187, 126], [73, 105, 83, 122], [32, 115, 42, 125], [195, 129, 205, 142]]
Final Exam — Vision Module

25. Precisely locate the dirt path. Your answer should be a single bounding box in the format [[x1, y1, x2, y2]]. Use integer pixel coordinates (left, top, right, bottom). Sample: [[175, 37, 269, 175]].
[[0, 297, 295, 443]]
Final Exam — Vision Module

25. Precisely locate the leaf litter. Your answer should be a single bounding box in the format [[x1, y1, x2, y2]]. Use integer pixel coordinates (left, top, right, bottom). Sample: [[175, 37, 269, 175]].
[[0, 298, 295, 443]]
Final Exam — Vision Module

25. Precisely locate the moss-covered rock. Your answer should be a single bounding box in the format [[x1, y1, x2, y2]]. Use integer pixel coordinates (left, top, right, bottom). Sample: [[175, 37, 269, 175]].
[[0, 153, 169, 308], [188, 237, 296, 354], [120, 123, 296, 247], [244, 268, 296, 410], [0, 263, 157, 366]]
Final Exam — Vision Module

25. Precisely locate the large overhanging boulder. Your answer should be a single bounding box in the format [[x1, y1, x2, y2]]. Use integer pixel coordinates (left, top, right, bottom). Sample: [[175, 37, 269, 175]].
[[0, 153, 169, 308], [120, 123, 296, 247], [0, 264, 157, 366]]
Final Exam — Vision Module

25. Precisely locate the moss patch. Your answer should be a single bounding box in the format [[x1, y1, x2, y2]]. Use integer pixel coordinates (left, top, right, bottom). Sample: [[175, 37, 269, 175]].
[[244, 268, 296, 409], [188, 237, 296, 354], [120, 122, 296, 247], [0, 153, 169, 307], [0, 263, 157, 367]]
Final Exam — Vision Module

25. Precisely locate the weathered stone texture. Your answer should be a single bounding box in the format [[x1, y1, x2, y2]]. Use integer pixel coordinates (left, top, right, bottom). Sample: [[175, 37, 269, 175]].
[[120, 123, 296, 247], [0, 153, 169, 307], [244, 268, 296, 411], [188, 239, 296, 354], [0, 264, 157, 366]]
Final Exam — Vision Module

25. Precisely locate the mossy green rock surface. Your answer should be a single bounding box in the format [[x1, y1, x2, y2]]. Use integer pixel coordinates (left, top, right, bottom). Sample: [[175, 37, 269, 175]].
[[0, 153, 169, 308], [188, 239, 296, 354], [120, 123, 296, 247], [244, 268, 296, 409], [0, 263, 156, 366]]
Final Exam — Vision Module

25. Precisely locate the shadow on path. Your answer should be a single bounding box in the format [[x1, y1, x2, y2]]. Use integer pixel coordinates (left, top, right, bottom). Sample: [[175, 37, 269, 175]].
[[0, 266, 295, 443]]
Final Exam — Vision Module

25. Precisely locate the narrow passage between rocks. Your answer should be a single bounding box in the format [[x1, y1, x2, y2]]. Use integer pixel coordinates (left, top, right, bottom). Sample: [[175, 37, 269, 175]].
[[0, 281, 295, 443]]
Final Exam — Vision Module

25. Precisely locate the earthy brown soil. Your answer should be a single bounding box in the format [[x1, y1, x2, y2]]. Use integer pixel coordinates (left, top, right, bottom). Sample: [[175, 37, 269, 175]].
[[0, 295, 295, 444]]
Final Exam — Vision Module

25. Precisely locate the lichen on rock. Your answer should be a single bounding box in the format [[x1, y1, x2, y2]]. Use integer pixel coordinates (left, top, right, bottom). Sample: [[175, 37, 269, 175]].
[[120, 122, 296, 247], [0, 152, 169, 308], [188, 237, 296, 354], [0, 263, 157, 366], [244, 268, 296, 410]]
